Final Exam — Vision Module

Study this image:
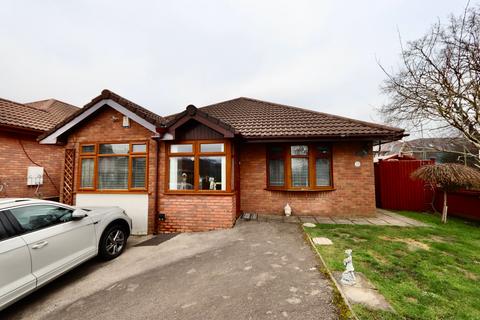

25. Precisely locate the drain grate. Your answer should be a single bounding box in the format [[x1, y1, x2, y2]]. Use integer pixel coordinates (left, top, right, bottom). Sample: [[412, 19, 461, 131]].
[[134, 233, 179, 247]]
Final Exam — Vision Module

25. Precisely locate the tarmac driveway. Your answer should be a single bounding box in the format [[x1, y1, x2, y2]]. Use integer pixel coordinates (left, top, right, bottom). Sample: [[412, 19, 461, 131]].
[[1, 220, 337, 320]]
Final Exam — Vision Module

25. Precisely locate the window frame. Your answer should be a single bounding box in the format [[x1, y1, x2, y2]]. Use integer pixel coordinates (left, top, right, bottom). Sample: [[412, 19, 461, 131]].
[[166, 140, 232, 194], [266, 143, 334, 191], [78, 141, 149, 193]]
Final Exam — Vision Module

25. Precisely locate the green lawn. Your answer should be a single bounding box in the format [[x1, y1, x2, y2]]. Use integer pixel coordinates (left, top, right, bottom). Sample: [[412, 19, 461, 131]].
[[304, 212, 480, 320]]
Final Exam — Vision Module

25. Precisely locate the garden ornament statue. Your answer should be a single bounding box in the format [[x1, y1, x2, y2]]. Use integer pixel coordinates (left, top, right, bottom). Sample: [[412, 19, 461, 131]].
[[341, 249, 356, 285], [179, 172, 188, 190], [284, 203, 292, 216], [209, 177, 216, 190]]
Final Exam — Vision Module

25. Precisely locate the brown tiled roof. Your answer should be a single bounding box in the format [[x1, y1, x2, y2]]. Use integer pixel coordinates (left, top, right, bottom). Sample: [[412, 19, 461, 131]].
[[38, 92, 404, 142], [0, 97, 77, 133], [95, 89, 164, 127], [199, 97, 405, 139], [25, 99, 79, 123], [39, 89, 164, 140]]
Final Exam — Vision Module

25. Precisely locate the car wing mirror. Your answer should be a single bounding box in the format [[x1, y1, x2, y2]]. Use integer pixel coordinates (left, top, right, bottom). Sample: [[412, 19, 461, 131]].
[[72, 209, 87, 220]]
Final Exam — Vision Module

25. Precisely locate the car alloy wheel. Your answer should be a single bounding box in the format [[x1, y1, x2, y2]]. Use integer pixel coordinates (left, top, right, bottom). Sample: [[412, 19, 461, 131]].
[[105, 229, 125, 256]]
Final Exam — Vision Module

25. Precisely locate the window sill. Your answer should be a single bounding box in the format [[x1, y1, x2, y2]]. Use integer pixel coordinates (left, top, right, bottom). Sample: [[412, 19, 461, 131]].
[[164, 191, 236, 196], [264, 187, 336, 192], [76, 190, 148, 194]]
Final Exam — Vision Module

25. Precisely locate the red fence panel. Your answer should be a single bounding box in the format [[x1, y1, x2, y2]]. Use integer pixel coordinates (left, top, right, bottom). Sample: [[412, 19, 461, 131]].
[[375, 160, 434, 211], [434, 190, 480, 221], [375, 159, 480, 220]]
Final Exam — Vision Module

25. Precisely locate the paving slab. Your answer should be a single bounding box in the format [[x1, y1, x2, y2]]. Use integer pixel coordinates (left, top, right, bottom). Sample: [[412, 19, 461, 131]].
[[366, 218, 390, 225], [265, 215, 284, 222], [331, 218, 354, 225], [378, 218, 410, 226], [299, 216, 318, 223], [247, 210, 426, 227], [350, 218, 372, 225], [284, 216, 301, 223], [312, 237, 333, 245], [333, 272, 393, 312], [376, 210, 427, 227], [315, 217, 336, 224]]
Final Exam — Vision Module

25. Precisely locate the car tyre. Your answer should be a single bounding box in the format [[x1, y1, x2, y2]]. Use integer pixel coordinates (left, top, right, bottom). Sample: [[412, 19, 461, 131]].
[[99, 224, 127, 260]]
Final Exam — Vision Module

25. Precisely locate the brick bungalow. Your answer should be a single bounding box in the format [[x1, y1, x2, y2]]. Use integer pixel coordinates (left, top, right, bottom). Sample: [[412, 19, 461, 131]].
[[0, 98, 78, 199], [39, 90, 405, 235]]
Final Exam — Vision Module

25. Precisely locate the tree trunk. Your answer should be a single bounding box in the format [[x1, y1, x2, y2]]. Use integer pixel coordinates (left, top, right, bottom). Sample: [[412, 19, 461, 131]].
[[441, 190, 448, 223]]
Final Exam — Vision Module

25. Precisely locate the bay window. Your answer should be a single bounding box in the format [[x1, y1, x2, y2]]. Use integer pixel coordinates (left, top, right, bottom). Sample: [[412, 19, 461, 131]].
[[78, 142, 148, 191], [167, 141, 231, 192], [267, 143, 333, 190]]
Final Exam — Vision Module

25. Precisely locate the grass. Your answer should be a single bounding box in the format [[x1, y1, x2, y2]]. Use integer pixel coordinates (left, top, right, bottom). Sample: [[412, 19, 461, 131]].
[[304, 212, 480, 320]]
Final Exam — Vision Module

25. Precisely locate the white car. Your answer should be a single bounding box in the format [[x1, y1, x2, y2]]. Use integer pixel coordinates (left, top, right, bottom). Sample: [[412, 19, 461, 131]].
[[0, 198, 132, 311]]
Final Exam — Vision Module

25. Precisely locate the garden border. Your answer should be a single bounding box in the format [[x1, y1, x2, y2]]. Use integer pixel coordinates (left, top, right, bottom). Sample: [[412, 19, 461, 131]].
[[303, 229, 359, 320]]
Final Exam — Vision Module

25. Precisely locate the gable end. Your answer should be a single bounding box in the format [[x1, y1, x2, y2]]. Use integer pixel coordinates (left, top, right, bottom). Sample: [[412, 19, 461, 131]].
[[40, 99, 158, 144]]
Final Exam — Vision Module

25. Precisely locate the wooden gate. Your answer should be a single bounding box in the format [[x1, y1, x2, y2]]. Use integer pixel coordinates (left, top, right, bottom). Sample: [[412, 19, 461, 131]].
[[61, 148, 75, 205]]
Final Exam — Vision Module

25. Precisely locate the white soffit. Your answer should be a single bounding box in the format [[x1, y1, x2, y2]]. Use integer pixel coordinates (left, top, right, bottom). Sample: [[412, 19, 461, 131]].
[[39, 99, 158, 144]]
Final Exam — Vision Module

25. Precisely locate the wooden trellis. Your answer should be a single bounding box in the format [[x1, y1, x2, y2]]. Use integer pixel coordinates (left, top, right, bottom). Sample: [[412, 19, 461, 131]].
[[61, 148, 75, 205]]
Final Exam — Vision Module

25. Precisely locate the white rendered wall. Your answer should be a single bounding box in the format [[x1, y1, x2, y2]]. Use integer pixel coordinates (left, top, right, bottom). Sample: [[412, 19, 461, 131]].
[[76, 193, 149, 235]]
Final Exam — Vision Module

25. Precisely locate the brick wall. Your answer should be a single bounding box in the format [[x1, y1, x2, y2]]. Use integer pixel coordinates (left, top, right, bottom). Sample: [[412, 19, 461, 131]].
[[158, 193, 236, 232], [239, 142, 376, 216], [0, 131, 63, 199]]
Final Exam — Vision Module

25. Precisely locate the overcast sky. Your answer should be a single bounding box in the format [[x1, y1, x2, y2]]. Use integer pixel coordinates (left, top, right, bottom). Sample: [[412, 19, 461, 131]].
[[0, 0, 470, 129]]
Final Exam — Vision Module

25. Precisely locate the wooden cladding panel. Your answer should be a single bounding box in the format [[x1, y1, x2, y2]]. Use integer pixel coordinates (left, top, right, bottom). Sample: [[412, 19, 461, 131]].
[[175, 120, 224, 140]]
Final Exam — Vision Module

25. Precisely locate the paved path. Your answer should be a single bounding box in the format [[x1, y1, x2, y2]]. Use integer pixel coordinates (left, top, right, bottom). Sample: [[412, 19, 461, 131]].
[[1, 221, 337, 320], [254, 209, 426, 227]]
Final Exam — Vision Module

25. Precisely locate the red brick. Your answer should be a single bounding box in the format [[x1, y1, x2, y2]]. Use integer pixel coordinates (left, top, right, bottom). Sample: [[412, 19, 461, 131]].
[[0, 131, 64, 199], [239, 142, 376, 217]]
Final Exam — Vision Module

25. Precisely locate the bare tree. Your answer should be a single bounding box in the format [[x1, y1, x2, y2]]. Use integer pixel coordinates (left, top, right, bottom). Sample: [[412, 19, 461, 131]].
[[379, 3, 480, 158]]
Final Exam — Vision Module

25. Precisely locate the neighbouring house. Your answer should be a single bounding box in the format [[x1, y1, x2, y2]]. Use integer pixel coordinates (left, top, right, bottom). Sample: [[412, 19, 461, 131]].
[[39, 90, 405, 235], [0, 98, 78, 199], [375, 138, 478, 166]]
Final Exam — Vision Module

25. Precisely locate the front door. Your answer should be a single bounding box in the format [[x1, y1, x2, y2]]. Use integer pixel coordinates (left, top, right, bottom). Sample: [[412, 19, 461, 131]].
[[9, 204, 97, 287]]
